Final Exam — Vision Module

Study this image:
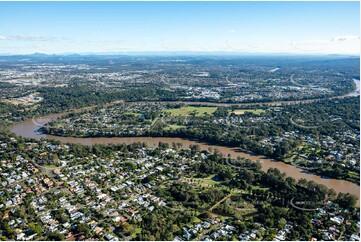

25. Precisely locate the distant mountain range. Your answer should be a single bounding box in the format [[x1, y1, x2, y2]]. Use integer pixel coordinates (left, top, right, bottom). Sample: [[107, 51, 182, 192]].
[[0, 51, 359, 57]]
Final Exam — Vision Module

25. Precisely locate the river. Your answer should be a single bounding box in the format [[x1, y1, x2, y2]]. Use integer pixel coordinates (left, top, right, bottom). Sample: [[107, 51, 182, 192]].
[[10, 112, 360, 205]]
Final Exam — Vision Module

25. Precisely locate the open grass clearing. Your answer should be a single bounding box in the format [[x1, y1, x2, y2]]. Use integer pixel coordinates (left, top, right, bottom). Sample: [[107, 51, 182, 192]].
[[195, 175, 221, 186], [180, 175, 224, 188], [251, 185, 269, 191], [232, 109, 265, 115], [43, 164, 60, 170], [165, 106, 217, 117], [163, 124, 187, 131]]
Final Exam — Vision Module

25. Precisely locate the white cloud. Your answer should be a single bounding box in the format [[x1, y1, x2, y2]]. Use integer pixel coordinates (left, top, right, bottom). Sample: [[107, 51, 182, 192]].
[[289, 35, 360, 54], [289, 39, 329, 52], [0, 35, 71, 42], [331, 35, 360, 42], [1, 33, 359, 54]]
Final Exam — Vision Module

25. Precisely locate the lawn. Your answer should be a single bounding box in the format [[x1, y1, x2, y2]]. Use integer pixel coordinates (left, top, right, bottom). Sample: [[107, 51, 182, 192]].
[[193, 175, 222, 186], [165, 106, 217, 117], [251, 185, 269, 191], [44, 164, 60, 170], [192, 217, 202, 223], [163, 124, 187, 130], [232, 109, 265, 115], [181, 175, 223, 187]]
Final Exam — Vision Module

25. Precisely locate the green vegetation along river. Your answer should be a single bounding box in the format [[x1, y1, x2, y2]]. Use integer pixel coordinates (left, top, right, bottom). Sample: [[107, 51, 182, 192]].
[[10, 111, 360, 206]]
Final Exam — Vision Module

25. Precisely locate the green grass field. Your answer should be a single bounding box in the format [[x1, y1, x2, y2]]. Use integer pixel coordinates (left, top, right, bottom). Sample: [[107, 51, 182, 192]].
[[194, 175, 221, 186], [165, 106, 217, 117], [44, 165, 60, 170], [163, 124, 187, 130], [232, 109, 265, 115], [251, 185, 269, 191]]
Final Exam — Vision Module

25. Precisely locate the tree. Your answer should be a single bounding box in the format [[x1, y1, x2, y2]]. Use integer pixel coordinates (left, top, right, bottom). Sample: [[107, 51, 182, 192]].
[[336, 193, 357, 208], [124, 161, 137, 170], [213, 107, 229, 117], [189, 144, 200, 153], [217, 167, 233, 181], [76, 223, 91, 237], [238, 169, 254, 184], [278, 218, 287, 229], [142, 175, 155, 183], [47, 232, 65, 241], [327, 189, 337, 200], [29, 222, 43, 235], [3, 223, 15, 239]]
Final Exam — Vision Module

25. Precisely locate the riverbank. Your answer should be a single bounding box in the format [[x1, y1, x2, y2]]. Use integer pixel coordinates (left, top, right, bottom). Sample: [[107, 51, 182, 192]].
[[10, 111, 360, 205]]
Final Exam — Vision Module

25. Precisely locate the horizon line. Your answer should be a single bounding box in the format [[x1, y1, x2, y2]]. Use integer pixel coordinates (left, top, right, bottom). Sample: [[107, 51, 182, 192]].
[[0, 51, 359, 57]]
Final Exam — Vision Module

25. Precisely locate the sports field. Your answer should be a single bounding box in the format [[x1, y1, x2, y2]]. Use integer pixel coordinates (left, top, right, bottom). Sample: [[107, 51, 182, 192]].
[[165, 106, 217, 117], [232, 109, 265, 115]]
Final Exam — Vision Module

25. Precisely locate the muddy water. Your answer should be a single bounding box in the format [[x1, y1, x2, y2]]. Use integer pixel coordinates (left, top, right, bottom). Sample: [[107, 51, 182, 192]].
[[10, 113, 360, 205]]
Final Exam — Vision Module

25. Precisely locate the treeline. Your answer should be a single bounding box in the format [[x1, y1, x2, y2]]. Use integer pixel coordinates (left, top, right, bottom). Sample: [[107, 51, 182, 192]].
[[189, 149, 358, 209], [36, 85, 181, 115]]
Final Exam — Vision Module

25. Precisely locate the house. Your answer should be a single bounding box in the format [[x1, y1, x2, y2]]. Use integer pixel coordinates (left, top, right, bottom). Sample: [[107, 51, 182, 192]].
[[201, 222, 211, 229], [183, 229, 192, 240], [322, 232, 333, 240], [218, 229, 228, 237], [330, 216, 344, 225], [125, 208, 138, 216], [210, 232, 219, 240], [43, 178, 54, 188], [93, 226, 103, 234], [350, 234, 360, 241], [63, 222, 71, 228], [239, 234, 250, 241], [173, 236, 183, 241], [276, 230, 286, 241], [250, 233, 257, 240], [284, 223, 293, 233], [194, 224, 203, 232], [25, 234, 37, 241], [224, 225, 235, 231], [113, 216, 121, 223], [17, 233, 26, 241], [189, 229, 197, 236], [105, 233, 114, 241]]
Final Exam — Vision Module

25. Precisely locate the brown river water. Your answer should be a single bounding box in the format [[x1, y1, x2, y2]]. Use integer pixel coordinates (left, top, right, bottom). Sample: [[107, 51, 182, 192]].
[[10, 112, 360, 205]]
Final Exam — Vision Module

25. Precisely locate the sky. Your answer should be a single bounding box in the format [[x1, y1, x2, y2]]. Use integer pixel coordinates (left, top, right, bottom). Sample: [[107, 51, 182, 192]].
[[0, 1, 359, 55]]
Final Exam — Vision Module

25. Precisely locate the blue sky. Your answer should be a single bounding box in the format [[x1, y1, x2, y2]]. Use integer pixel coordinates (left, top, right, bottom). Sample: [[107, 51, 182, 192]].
[[0, 1, 359, 54]]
